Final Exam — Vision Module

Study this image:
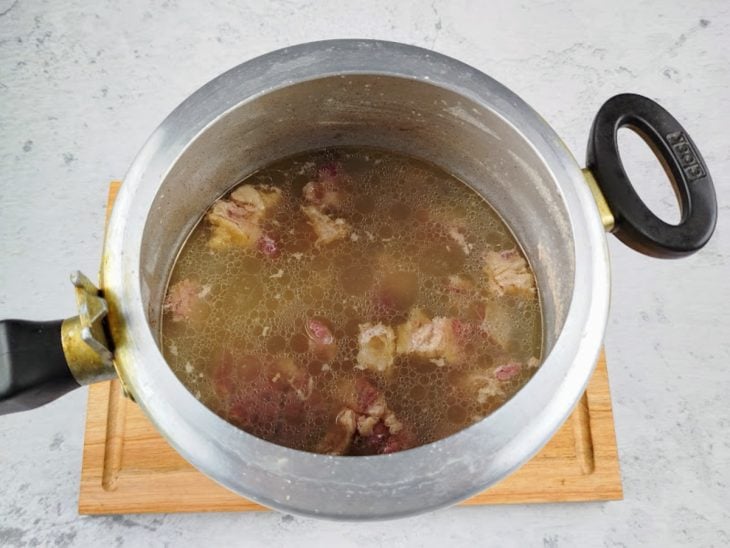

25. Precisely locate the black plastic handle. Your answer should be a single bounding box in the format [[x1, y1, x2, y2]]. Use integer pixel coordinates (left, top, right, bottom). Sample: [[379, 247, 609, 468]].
[[0, 319, 79, 415], [586, 93, 717, 258]]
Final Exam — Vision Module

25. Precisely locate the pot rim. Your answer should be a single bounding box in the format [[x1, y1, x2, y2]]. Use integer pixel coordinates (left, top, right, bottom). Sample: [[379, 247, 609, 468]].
[[102, 39, 610, 520]]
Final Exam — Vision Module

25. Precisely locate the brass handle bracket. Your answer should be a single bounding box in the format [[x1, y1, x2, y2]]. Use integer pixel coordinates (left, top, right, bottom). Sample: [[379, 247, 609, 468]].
[[61, 271, 116, 385], [582, 168, 615, 232]]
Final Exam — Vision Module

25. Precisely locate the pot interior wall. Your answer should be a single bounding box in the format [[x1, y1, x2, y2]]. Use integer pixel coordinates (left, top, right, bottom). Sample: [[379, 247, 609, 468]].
[[141, 75, 575, 355]]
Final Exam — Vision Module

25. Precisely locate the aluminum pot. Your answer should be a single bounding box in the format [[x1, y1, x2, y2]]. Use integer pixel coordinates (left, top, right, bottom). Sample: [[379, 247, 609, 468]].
[[0, 40, 717, 520]]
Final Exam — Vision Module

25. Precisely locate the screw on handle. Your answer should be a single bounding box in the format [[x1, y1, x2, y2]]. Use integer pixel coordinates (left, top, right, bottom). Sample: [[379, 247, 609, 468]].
[[586, 93, 717, 258]]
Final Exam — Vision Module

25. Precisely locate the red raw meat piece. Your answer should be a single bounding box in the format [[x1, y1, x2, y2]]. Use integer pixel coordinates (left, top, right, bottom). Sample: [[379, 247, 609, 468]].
[[494, 362, 521, 381], [305, 317, 336, 359], [257, 233, 280, 258]]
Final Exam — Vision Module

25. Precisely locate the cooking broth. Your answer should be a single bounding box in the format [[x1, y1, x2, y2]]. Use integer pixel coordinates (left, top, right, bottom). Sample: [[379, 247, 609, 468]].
[[161, 147, 542, 455]]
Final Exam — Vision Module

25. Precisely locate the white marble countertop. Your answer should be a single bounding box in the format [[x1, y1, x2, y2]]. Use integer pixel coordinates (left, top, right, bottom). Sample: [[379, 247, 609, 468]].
[[1, 1, 728, 546]]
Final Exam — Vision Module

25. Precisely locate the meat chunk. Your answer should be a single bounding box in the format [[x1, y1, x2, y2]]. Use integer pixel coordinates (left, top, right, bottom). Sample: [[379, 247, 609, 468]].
[[270, 355, 315, 401], [229, 184, 282, 214], [323, 377, 414, 455], [395, 308, 462, 365], [305, 317, 334, 346], [355, 414, 379, 436], [211, 351, 260, 402], [339, 375, 381, 415], [301, 205, 351, 246], [302, 164, 347, 212], [352, 382, 412, 454], [446, 274, 474, 294], [356, 323, 396, 374], [460, 357, 533, 410], [163, 278, 210, 322], [444, 276, 491, 327], [494, 362, 521, 381], [207, 200, 262, 249], [395, 308, 429, 352], [479, 299, 514, 349], [211, 351, 315, 446], [316, 408, 357, 455], [459, 372, 504, 406], [257, 233, 280, 258], [303, 180, 345, 211], [207, 184, 282, 250], [352, 419, 412, 455], [447, 224, 473, 256], [483, 249, 535, 297], [305, 317, 337, 360], [383, 412, 404, 434]]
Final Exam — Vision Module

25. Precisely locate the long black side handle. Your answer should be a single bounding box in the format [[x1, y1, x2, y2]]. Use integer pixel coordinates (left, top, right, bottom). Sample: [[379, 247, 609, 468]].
[[586, 93, 717, 258], [0, 319, 80, 415], [1, 273, 117, 415]]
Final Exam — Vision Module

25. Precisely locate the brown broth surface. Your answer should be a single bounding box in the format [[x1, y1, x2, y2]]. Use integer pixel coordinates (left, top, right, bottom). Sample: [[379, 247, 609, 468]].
[[161, 148, 542, 455]]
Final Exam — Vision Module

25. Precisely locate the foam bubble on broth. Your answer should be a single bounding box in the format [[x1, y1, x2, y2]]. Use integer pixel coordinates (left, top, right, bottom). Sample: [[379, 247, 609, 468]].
[[161, 147, 542, 454]]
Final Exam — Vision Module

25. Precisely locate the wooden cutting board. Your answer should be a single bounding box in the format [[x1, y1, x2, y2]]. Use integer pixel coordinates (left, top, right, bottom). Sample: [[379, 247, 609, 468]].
[[78, 182, 622, 515]]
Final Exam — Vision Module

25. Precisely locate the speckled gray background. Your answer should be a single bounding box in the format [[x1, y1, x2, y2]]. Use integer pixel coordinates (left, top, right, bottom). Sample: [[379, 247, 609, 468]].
[[1, 1, 728, 546]]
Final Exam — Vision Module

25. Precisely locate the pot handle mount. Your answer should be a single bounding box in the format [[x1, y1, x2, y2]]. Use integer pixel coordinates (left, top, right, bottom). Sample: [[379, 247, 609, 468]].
[[0, 272, 116, 415], [586, 93, 717, 258]]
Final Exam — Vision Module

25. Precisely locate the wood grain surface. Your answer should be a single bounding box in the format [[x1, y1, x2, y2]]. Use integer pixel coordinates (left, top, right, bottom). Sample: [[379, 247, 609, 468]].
[[78, 182, 622, 515]]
